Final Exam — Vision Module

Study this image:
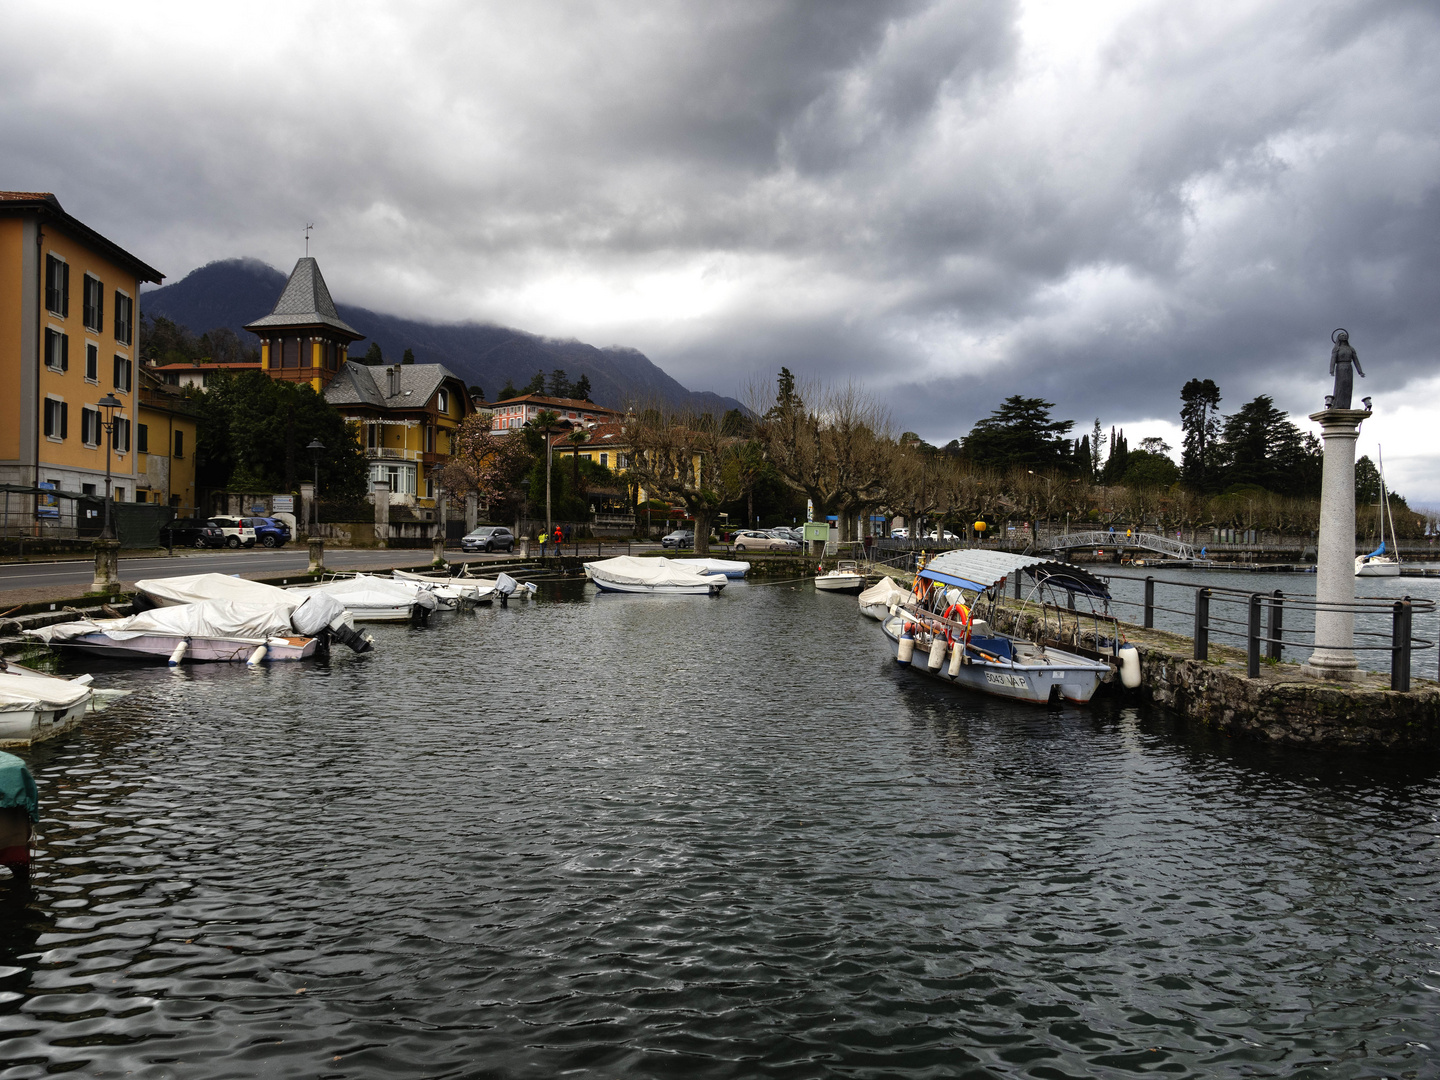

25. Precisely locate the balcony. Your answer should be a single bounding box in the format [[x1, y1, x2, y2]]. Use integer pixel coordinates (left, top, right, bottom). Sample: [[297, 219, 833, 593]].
[[367, 447, 421, 461]]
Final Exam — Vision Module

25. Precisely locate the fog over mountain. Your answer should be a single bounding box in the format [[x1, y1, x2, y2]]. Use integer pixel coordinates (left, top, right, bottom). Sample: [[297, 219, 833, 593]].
[[140, 258, 743, 414], [4, 2, 1439, 497]]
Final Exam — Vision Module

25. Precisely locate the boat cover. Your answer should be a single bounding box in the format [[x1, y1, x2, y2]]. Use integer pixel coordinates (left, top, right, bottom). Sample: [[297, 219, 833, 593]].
[[287, 575, 439, 612], [135, 573, 299, 608], [0, 752, 38, 822], [585, 556, 720, 588], [0, 672, 93, 714], [25, 600, 298, 644], [681, 558, 751, 577], [858, 576, 913, 608], [919, 550, 1109, 599]]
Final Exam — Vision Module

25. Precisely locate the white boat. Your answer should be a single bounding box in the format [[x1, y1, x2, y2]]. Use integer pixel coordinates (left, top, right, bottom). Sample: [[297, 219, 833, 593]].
[[1356, 448, 1402, 577], [815, 559, 865, 593], [286, 574, 441, 622], [584, 556, 726, 595], [24, 598, 343, 663], [391, 568, 496, 606], [0, 662, 95, 746], [676, 558, 750, 579], [858, 576, 914, 621], [880, 550, 1113, 705]]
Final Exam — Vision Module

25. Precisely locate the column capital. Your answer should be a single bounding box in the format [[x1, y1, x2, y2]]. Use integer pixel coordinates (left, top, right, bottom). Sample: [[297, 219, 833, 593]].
[[1308, 408, 1370, 434]]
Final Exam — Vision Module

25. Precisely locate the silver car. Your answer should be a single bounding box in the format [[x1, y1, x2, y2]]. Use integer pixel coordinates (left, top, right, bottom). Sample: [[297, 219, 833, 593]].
[[732, 529, 799, 552]]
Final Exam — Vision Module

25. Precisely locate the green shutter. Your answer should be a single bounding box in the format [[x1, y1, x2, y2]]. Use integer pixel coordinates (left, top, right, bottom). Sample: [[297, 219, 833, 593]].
[[60, 402, 68, 440]]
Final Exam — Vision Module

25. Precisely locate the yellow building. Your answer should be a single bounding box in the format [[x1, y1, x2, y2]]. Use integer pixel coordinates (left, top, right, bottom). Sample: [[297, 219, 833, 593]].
[[245, 256, 362, 394], [0, 191, 169, 519], [136, 369, 199, 513]]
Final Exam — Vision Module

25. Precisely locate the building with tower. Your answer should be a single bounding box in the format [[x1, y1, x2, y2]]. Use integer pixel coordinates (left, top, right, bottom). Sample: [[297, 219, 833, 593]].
[[244, 256, 363, 393]]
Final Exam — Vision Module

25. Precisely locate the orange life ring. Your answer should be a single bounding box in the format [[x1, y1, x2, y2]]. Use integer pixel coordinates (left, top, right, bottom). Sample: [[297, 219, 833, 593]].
[[941, 603, 970, 645]]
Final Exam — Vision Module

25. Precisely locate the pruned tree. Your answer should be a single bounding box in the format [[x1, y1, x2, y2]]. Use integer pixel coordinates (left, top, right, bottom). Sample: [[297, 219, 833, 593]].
[[624, 404, 743, 555]]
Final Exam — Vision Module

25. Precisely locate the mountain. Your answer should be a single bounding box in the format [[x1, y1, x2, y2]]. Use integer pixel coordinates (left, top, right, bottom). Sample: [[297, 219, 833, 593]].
[[139, 258, 741, 414]]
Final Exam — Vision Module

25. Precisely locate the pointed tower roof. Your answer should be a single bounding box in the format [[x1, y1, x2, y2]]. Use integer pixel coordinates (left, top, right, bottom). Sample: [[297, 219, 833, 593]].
[[244, 257, 363, 340]]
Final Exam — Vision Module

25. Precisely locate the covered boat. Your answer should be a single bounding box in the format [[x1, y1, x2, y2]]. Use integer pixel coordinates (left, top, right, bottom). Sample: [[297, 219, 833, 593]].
[[286, 574, 440, 622], [677, 558, 751, 579], [0, 664, 95, 746], [584, 556, 726, 596], [858, 576, 914, 621], [392, 568, 497, 606], [880, 550, 1114, 705], [0, 751, 38, 882]]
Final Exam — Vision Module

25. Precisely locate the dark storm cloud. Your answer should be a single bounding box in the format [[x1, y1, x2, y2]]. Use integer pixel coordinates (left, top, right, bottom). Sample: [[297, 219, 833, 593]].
[[3, 1, 1439, 491]]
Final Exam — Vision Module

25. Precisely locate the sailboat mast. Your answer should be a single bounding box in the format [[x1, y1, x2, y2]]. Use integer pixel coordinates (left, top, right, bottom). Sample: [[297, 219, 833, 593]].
[[1378, 446, 1400, 564]]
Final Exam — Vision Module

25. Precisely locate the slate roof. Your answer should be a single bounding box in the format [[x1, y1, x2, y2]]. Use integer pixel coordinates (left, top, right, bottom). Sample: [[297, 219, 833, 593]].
[[324, 361, 463, 412], [244, 257, 362, 339], [491, 393, 619, 414], [0, 191, 163, 283]]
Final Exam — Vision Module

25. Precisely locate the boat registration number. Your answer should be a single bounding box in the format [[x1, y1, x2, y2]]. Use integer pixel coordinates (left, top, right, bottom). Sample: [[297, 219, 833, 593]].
[[985, 672, 1030, 689]]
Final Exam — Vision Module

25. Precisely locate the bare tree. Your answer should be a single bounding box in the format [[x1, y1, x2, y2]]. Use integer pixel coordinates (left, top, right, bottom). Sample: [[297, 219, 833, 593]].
[[624, 404, 742, 555]]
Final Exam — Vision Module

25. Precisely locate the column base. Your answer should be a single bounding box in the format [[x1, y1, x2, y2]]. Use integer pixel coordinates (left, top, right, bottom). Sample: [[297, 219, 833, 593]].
[[1301, 653, 1361, 682], [90, 539, 121, 593]]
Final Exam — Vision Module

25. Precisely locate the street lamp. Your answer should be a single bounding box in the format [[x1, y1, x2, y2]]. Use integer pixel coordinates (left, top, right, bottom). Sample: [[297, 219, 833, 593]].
[[307, 438, 325, 533], [96, 393, 122, 540]]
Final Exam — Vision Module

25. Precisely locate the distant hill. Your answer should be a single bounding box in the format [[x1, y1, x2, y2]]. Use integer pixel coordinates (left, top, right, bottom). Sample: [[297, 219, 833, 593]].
[[140, 258, 741, 414]]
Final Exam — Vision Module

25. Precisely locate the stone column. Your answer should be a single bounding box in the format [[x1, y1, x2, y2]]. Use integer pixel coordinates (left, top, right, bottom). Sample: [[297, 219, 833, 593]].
[[307, 537, 325, 574], [1302, 408, 1369, 681], [299, 482, 315, 537], [90, 538, 121, 593], [372, 480, 390, 549], [432, 536, 446, 566], [465, 494, 478, 532]]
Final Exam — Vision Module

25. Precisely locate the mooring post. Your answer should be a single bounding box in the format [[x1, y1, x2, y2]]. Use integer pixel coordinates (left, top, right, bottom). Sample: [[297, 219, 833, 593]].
[[1194, 587, 1210, 661], [1014, 574, 1021, 600], [1247, 593, 1262, 677], [1143, 576, 1155, 629], [1391, 598, 1412, 692], [1067, 590, 1075, 612], [1268, 590, 1284, 661]]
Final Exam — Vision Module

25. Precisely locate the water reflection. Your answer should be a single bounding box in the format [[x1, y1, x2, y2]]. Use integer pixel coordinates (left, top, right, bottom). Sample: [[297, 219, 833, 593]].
[[0, 578, 1434, 1077]]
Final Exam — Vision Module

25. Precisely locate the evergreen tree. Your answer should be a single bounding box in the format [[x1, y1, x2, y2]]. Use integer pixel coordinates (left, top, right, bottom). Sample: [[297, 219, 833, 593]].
[[497, 379, 519, 401], [960, 396, 1075, 471], [548, 369, 570, 397], [522, 370, 546, 395], [1077, 434, 1090, 474], [1355, 456, 1382, 504], [401, 348, 415, 365], [1217, 395, 1321, 496], [1101, 427, 1129, 483], [573, 373, 592, 401], [362, 342, 383, 366], [1089, 419, 1106, 480], [1179, 378, 1223, 490]]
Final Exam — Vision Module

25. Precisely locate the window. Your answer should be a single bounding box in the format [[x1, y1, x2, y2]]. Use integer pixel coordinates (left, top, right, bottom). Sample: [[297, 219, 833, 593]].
[[425, 477, 434, 499], [43, 398, 68, 440], [81, 407, 101, 446], [115, 487, 125, 502], [137, 423, 149, 454], [82, 483, 96, 496], [600, 452, 608, 467], [112, 417, 130, 453], [282, 338, 300, 368], [113, 354, 131, 392], [436, 389, 449, 414], [136, 491, 147, 503], [85, 342, 98, 381], [173, 430, 185, 458], [45, 328, 68, 371], [114, 291, 133, 345], [83, 275, 104, 331], [45, 255, 69, 316]]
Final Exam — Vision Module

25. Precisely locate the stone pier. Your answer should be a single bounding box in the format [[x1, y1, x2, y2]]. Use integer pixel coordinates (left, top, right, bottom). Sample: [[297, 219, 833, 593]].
[[90, 539, 120, 593], [372, 480, 390, 549]]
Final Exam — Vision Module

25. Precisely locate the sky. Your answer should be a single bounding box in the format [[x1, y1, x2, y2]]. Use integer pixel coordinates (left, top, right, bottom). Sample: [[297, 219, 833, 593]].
[[4, 0, 1438, 500]]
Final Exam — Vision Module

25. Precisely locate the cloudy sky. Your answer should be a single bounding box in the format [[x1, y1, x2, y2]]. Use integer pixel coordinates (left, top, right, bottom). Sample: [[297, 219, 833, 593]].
[[5, 1, 1438, 498]]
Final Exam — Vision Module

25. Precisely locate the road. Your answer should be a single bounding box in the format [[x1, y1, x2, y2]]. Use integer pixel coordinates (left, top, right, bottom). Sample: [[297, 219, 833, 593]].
[[0, 547, 523, 594]]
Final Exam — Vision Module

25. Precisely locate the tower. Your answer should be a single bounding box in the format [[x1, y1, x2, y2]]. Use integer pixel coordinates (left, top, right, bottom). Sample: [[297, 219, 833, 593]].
[[244, 257, 363, 393]]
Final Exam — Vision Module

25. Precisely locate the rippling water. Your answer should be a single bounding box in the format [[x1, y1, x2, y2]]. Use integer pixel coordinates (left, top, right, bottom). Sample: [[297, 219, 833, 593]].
[[2, 579, 1438, 1078]]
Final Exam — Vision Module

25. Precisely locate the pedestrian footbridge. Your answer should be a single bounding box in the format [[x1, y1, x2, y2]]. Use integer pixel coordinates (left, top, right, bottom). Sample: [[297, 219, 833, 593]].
[[1039, 530, 1195, 561]]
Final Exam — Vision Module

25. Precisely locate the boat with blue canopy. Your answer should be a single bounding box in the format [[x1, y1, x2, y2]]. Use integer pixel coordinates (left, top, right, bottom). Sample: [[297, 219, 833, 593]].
[[879, 550, 1116, 704]]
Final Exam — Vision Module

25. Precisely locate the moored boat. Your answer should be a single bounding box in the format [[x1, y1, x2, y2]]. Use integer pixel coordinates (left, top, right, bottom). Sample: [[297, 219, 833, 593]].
[[858, 575, 914, 621], [880, 550, 1113, 705], [815, 560, 865, 594], [676, 558, 751, 579], [584, 556, 726, 596], [1356, 448, 1402, 577], [0, 662, 95, 746], [286, 574, 441, 622]]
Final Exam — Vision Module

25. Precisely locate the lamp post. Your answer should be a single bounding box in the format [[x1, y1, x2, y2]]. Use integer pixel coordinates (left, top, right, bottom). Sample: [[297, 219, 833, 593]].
[[307, 438, 324, 533], [97, 393, 122, 540]]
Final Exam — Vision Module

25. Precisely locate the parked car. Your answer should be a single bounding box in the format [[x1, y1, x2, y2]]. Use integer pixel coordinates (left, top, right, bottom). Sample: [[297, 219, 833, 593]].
[[244, 516, 291, 548], [660, 529, 695, 549], [206, 516, 257, 548], [159, 517, 210, 548], [890, 527, 909, 539], [731, 529, 799, 552], [926, 529, 960, 542], [461, 526, 515, 553], [767, 527, 802, 542]]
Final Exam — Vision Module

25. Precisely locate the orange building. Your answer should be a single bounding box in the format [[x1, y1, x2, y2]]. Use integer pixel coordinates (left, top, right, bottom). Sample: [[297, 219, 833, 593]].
[[0, 192, 179, 520]]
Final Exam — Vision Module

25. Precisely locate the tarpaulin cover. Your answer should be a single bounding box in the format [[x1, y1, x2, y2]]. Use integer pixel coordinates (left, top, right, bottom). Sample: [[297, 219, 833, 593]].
[[0, 672, 93, 714], [135, 573, 298, 609], [0, 751, 39, 822], [585, 556, 721, 588], [681, 558, 751, 577], [26, 600, 297, 644], [288, 575, 439, 612], [288, 592, 349, 636], [858, 576, 913, 608]]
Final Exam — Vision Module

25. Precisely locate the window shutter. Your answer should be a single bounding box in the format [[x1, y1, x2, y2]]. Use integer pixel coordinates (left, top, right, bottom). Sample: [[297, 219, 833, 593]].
[[61, 333, 68, 371], [60, 402, 68, 440], [62, 263, 70, 317], [96, 286, 104, 332], [43, 402, 53, 438]]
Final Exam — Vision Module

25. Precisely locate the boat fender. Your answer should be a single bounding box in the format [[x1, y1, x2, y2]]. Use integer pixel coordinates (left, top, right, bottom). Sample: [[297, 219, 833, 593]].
[[168, 640, 187, 666], [247, 645, 267, 667], [928, 637, 947, 671], [1118, 644, 1141, 689], [948, 644, 964, 677], [897, 629, 915, 664]]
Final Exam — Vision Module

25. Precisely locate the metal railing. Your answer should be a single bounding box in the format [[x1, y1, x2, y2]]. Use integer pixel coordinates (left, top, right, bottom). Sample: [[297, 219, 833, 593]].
[[1103, 571, 1435, 691]]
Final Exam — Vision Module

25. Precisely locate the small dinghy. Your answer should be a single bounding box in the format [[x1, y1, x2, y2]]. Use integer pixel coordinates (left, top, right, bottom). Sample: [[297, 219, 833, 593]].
[[0, 661, 95, 746], [858, 576, 914, 621], [815, 560, 865, 594], [584, 556, 726, 596]]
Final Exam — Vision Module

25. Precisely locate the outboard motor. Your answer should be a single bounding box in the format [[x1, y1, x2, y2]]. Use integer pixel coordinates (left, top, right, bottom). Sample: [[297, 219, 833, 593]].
[[292, 593, 373, 654]]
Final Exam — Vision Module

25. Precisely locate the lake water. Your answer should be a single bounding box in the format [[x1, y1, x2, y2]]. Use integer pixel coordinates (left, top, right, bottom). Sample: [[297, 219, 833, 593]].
[[2, 579, 1438, 1078]]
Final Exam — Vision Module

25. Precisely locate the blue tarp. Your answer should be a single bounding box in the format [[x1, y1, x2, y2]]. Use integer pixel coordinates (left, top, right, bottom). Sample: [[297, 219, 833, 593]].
[[1363, 541, 1386, 559], [0, 752, 37, 823]]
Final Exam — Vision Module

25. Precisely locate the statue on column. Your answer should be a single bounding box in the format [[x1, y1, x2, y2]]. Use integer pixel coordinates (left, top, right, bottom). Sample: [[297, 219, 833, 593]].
[[1329, 329, 1364, 409]]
